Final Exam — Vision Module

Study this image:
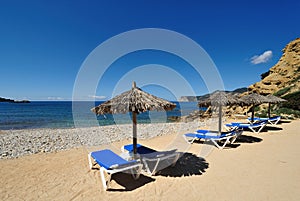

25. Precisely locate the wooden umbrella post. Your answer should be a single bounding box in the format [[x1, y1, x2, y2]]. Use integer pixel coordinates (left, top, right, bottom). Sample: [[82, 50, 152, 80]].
[[268, 103, 271, 118], [251, 105, 255, 123], [132, 111, 137, 156], [132, 81, 138, 157], [218, 105, 222, 134]]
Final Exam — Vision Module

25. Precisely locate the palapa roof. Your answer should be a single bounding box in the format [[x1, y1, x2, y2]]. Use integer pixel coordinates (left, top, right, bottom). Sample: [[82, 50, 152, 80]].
[[239, 93, 269, 105], [91, 82, 176, 115], [266, 94, 286, 103], [198, 90, 240, 107]]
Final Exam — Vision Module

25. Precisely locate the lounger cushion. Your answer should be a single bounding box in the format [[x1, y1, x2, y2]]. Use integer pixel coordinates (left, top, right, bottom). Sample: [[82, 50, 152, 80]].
[[91, 149, 137, 170], [196, 129, 235, 136], [185, 133, 228, 139], [228, 121, 266, 128], [123, 144, 157, 155]]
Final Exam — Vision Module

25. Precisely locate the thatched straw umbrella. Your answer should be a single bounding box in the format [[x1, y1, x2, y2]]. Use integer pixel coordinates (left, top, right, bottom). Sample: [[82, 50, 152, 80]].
[[266, 94, 286, 118], [198, 91, 240, 134], [240, 93, 269, 123], [91, 81, 176, 155]]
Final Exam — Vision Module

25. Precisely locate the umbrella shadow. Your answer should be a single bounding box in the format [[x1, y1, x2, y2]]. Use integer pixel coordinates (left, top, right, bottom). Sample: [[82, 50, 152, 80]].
[[235, 134, 263, 143], [155, 152, 209, 177], [108, 173, 155, 192]]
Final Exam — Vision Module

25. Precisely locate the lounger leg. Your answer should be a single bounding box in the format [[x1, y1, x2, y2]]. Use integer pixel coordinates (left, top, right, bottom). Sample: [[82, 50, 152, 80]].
[[130, 165, 142, 180], [257, 124, 266, 133], [222, 137, 233, 149], [272, 119, 280, 125], [230, 136, 238, 144], [88, 153, 93, 169], [171, 153, 180, 167], [213, 139, 229, 149], [142, 158, 160, 176], [206, 139, 221, 149], [183, 135, 196, 144], [210, 139, 220, 149], [100, 167, 110, 190], [249, 127, 257, 133], [151, 158, 161, 176]]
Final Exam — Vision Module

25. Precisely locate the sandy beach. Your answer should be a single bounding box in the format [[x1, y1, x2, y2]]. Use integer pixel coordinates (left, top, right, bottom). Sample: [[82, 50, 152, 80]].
[[1, 119, 300, 201]]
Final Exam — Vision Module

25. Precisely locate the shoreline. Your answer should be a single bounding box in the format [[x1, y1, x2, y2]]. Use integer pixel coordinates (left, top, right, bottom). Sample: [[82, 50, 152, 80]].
[[0, 121, 203, 159]]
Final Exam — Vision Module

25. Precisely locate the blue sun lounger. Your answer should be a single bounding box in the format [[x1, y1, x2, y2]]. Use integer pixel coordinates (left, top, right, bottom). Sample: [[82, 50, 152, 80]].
[[88, 149, 142, 190], [225, 120, 267, 134], [183, 129, 243, 149], [196, 129, 243, 141], [121, 144, 179, 176], [247, 116, 281, 125]]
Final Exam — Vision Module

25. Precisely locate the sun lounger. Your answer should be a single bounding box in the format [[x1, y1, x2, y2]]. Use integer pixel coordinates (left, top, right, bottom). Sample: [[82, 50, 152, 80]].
[[183, 129, 242, 149], [88, 149, 142, 190], [196, 129, 243, 142], [225, 120, 267, 133], [247, 116, 281, 125], [121, 144, 179, 176]]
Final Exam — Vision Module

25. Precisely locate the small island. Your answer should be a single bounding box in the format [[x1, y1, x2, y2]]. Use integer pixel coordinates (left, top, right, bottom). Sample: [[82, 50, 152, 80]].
[[0, 97, 30, 103]]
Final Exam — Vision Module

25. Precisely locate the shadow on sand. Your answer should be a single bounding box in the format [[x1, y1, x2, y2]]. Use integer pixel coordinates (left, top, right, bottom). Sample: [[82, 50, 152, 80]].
[[242, 125, 283, 133], [105, 152, 209, 191], [264, 125, 283, 132], [235, 134, 263, 143], [278, 119, 292, 124], [155, 152, 209, 177], [109, 173, 155, 191], [191, 139, 241, 149]]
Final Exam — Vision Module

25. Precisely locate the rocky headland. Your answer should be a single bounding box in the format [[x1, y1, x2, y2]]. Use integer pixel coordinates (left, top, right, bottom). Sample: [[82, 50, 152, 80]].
[[0, 97, 30, 103]]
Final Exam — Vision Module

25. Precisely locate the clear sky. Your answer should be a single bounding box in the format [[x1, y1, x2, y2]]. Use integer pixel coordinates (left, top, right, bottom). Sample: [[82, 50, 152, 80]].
[[0, 0, 299, 101]]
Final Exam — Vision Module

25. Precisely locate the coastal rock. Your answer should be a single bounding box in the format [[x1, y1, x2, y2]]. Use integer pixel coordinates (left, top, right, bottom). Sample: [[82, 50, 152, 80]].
[[178, 96, 197, 102], [248, 38, 300, 96], [0, 97, 30, 103]]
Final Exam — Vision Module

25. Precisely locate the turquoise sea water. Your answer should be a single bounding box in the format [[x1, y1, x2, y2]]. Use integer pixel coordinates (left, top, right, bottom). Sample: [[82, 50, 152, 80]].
[[0, 101, 200, 130]]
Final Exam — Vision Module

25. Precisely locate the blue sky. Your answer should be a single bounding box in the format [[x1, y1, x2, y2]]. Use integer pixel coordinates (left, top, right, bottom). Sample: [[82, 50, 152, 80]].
[[0, 0, 299, 101]]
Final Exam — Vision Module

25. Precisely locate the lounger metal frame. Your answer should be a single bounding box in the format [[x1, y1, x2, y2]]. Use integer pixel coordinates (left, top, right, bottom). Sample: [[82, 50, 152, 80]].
[[121, 145, 180, 176], [248, 116, 281, 125], [226, 121, 267, 134], [88, 151, 142, 190], [183, 129, 242, 149]]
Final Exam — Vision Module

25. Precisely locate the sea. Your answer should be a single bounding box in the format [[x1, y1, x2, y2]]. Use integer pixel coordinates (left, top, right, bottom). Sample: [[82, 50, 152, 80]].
[[0, 101, 200, 130]]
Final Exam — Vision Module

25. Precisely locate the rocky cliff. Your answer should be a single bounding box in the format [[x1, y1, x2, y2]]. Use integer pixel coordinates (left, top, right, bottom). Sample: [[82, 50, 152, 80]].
[[248, 38, 300, 96]]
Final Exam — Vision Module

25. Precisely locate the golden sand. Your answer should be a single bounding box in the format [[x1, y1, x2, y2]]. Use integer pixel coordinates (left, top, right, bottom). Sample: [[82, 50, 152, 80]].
[[0, 120, 299, 201]]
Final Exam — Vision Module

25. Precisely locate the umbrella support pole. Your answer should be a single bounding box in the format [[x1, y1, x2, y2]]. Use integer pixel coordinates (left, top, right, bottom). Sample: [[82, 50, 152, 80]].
[[268, 103, 271, 118], [251, 105, 255, 123], [218, 105, 222, 134], [132, 112, 137, 155]]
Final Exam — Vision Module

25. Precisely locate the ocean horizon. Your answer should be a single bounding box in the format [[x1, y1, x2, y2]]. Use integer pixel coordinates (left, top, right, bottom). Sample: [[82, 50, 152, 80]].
[[0, 101, 200, 130]]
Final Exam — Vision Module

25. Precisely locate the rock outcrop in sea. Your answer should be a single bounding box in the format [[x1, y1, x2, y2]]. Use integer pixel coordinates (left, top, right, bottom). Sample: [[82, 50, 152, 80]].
[[0, 97, 30, 103]]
